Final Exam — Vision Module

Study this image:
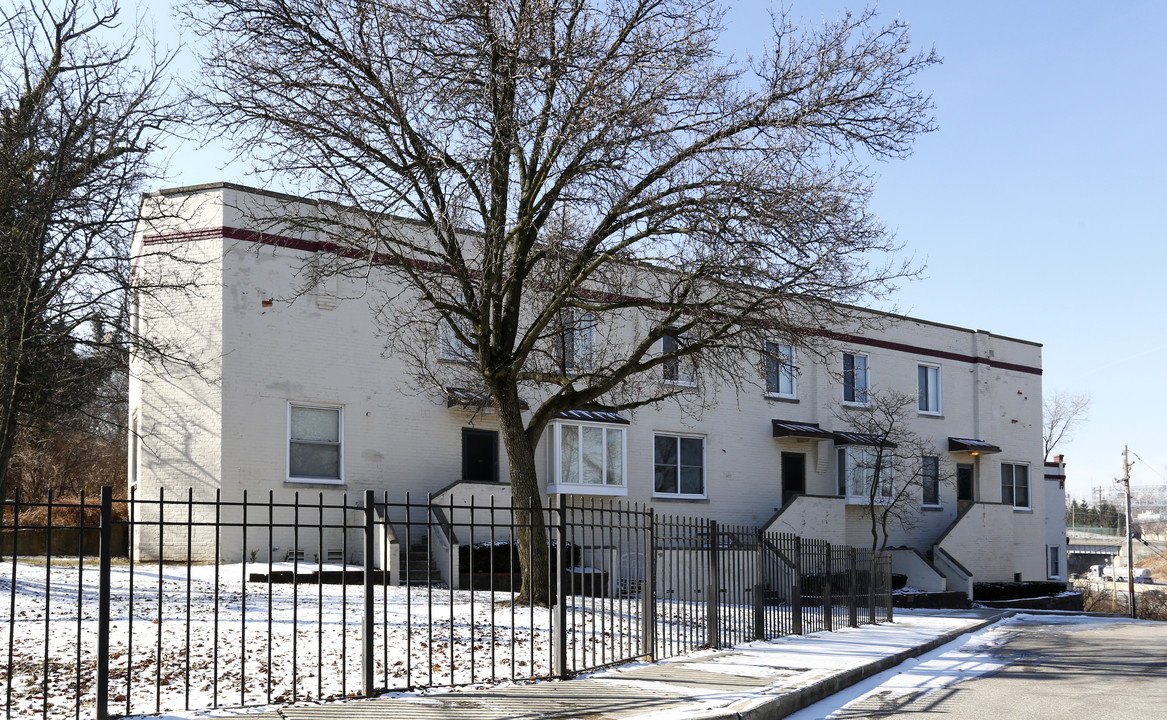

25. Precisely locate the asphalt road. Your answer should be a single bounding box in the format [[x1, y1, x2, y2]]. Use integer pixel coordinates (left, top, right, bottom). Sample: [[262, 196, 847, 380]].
[[824, 616, 1167, 720]]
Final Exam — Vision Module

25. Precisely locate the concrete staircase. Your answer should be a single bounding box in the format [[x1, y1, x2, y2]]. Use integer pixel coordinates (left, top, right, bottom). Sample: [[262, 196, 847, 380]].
[[400, 537, 445, 586]]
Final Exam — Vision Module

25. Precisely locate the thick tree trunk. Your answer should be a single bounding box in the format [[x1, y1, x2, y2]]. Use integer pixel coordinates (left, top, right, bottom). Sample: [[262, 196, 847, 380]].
[[494, 390, 551, 606], [0, 367, 22, 501], [869, 500, 880, 555]]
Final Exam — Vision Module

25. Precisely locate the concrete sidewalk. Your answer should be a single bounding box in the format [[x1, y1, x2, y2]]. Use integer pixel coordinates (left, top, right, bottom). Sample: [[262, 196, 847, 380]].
[[265, 609, 1005, 720]]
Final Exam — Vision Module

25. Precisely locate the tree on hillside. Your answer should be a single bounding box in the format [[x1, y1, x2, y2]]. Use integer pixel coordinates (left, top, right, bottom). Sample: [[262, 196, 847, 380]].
[[833, 389, 949, 553], [1043, 390, 1090, 461], [6, 320, 128, 499], [189, 0, 938, 604], [0, 0, 184, 501]]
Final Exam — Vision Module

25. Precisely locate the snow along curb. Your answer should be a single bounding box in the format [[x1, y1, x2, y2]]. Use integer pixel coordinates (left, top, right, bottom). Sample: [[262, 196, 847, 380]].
[[701, 613, 1010, 720]]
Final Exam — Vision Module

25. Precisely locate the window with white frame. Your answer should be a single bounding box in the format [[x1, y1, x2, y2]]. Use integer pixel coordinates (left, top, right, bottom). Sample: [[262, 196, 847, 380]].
[[662, 333, 696, 386], [288, 403, 343, 483], [546, 421, 626, 495], [765, 341, 796, 398], [438, 298, 474, 361], [1047, 545, 1061, 578], [557, 310, 594, 372], [836, 446, 893, 504], [921, 455, 940, 507], [1001, 462, 1030, 508], [918, 364, 941, 414], [653, 433, 705, 497], [842, 352, 869, 405]]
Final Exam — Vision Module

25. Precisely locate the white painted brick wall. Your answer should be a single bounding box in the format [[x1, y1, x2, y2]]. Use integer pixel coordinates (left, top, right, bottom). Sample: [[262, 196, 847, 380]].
[[130, 184, 1050, 577]]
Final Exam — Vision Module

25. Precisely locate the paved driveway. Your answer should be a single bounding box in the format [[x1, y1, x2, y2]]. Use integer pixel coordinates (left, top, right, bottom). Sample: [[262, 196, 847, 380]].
[[819, 616, 1167, 720]]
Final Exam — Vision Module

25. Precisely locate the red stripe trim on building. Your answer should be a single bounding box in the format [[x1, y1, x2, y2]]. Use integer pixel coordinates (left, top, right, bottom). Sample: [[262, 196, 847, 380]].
[[822, 331, 1041, 375], [142, 226, 1043, 376]]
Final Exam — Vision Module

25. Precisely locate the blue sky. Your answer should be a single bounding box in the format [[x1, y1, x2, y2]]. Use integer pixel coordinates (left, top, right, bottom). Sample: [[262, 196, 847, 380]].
[[720, 1, 1167, 500], [147, 1, 1166, 500]]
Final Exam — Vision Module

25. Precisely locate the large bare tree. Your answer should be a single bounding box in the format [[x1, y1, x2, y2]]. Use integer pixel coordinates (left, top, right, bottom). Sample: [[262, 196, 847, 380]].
[[0, 0, 183, 500], [190, 0, 939, 603]]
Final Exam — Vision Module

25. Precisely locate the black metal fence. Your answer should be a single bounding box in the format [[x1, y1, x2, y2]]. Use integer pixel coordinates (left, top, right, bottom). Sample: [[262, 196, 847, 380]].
[[0, 488, 892, 719]]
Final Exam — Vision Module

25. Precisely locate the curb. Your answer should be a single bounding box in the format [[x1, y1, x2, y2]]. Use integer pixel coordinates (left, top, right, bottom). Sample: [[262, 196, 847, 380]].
[[695, 612, 1011, 720]]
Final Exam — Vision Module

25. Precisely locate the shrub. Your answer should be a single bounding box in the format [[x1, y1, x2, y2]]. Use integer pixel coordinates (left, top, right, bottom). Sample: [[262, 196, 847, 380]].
[[458, 540, 581, 574], [973, 581, 1068, 601]]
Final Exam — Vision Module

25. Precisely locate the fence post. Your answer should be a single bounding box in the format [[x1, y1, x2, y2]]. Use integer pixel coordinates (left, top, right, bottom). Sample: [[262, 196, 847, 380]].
[[706, 520, 720, 649], [753, 530, 765, 640], [553, 497, 568, 678], [884, 555, 894, 622], [868, 554, 877, 624], [96, 486, 113, 720], [362, 490, 375, 696], [641, 508, 657, 661], [823, 542, 833, 632], [848, 548, 858, 628], [791, 536, 802, 635]]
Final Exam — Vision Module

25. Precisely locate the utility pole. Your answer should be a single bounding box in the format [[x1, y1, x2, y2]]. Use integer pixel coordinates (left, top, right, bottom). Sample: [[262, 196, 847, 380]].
[[1122, 446, 1135, 619]]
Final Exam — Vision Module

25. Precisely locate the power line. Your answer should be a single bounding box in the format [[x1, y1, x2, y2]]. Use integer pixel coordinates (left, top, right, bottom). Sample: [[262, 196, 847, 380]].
[[1128, 449, 1167, 483]]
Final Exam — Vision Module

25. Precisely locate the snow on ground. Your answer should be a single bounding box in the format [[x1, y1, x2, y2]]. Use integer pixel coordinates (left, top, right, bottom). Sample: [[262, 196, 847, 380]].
[[107, 611, 1154, 720], [1, 559, 668, 720], [579, 611, 979, 720]]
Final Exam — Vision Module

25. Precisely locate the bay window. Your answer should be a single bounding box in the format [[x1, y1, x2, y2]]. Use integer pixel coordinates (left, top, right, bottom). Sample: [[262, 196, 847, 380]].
[[837, 446, 892, 504], [547, 420, 626, 495]]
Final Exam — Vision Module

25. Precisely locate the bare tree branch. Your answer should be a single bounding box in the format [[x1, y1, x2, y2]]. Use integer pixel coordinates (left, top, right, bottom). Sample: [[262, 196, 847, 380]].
[[1043, 390, 1090, 462], [0, 0, 185, 499], [833, 389, 951, 553], [187, 0, 939, 603]]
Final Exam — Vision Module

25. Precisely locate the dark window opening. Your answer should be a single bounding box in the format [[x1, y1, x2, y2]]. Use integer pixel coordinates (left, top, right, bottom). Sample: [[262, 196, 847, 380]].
[[957, 464, 974, 502], [462, 428, 499, 483], [781, 452, 806, 506]]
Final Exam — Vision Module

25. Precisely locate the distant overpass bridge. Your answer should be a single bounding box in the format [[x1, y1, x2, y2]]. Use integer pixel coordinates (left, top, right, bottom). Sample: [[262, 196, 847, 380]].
[[1067, 529, 1125, 572]]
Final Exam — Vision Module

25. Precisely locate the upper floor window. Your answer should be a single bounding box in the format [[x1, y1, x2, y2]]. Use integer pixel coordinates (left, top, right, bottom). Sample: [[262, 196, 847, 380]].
[[288, 403, 343, 484], [654, 433, 705, 498], [921, 455, 940, 506], [765, 341, 796, 398], [557, 310, 594, 372], [1001, 462, 1030, 508], [662, 333, 696, 386], [836, 446, 892, 504], [547, 420, 626, 495], [918, 364, 941, 415], [842, 352, 869, 405], [439, 296, 474, 362]]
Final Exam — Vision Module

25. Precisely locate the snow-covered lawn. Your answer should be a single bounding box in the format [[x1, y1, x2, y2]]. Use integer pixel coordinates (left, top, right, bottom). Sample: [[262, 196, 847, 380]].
[[1, 559, 669, 719]]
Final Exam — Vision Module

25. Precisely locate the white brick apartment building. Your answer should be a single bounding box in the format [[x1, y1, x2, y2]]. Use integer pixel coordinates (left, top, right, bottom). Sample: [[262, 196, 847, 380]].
[[129, 183, 1065, 592]]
